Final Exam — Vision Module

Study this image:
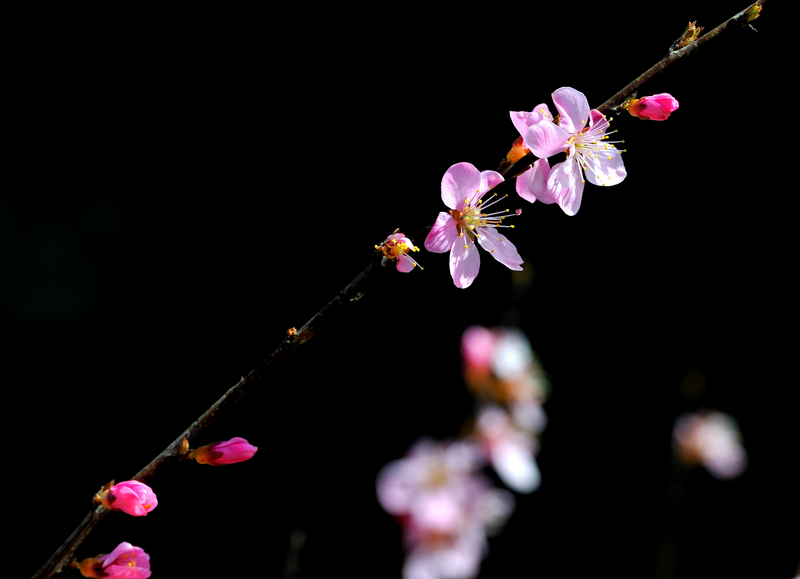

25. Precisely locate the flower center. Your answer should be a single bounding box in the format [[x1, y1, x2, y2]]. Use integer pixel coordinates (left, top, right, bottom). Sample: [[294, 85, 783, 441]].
[[449, 190, 518, 243], [568, 115, 627, 184]]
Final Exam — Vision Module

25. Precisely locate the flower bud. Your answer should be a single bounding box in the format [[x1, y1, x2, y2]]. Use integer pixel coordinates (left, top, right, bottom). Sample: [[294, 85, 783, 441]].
[[624, 93, 679, 121], [192, 436, 258, 466], [96, 480, 158, 516], [77, 541, 151, 578]]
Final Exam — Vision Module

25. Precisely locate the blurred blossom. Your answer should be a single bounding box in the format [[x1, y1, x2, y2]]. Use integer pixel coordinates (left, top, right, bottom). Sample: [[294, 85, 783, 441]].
[[475, 405, 541, 493], [460, 325, 548, 412], [377, 439, 514, 579], [673, 411, 747, 479]]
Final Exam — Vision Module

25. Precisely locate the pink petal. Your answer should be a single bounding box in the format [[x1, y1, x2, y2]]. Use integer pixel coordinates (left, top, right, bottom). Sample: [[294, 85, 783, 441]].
[[515, 158, 550, 204], [396, 254, 416, 272], [424, 212, 458, 254], [479, 170, 504, 193], [509, 103, 552, 145], [584, 150, 627, 187], [547, 159, 584, 216], [524, 120, 570, 159], [450, 236, 480, 289], [441, 162, 482, 209], [476, 228, 523, 271], [552, 87, 590, 135]]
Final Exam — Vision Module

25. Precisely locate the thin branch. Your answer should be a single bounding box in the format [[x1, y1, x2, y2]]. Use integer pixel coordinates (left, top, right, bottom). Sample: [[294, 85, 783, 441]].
[[32, 251, 388, 579], [500, 1, 768, 179], [31, 2, 770, 577], [596, 0, 769, 115]]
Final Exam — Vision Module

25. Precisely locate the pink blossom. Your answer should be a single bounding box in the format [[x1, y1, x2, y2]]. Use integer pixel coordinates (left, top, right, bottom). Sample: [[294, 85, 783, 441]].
[[193, 436, 258, 466], [377, 439, 515, 579], [673, 411, 747, 479], [515, 87, 627, 216], [376, 232, 423, 272], [424, 162, 523, 289], [625, 93, 679, 120], [475, 405, 541, 494], [78, 541, 151, 579], [100, 480, 157, 516]]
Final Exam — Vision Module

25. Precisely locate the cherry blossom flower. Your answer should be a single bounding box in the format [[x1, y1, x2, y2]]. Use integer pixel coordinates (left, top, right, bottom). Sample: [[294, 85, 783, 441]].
[[625, 93, 679, 121], [97, 480, 157, 516], [460, 325, 548, 425], [673, 411, 747, 479], [515, 87, 627, 216], [377, 439, 514, 579], [475, 405, 541, 494], [77, 541, 151, 578], [376, 232, 423, 272], [192, 436, 258, 466], [424, 162, 523, 289]]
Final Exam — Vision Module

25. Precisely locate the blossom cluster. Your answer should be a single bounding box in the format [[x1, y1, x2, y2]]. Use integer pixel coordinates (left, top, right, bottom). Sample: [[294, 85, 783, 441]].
[[377, 326, 548, 579], [389, 86, 676, 288]]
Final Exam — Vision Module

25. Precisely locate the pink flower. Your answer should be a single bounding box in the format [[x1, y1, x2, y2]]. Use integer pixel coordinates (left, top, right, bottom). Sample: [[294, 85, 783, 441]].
[[424, 162, 523, 289], [625, 93, 679, 121], [193, 436, 258, 466], [673, 411, 747, 479], [376, 232, 423, 272], [377, 439, 514, 579], [99, 480, 157, 516], [515, 87, 627, 216], [78, 541, 151, 579]]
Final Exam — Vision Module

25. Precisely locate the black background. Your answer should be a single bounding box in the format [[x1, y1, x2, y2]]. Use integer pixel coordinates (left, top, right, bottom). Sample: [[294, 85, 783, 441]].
[[5, 2, 797, 578]]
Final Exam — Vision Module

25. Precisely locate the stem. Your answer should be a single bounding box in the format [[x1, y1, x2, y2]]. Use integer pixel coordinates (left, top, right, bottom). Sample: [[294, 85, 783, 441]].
[[32, 251, 388, 579]]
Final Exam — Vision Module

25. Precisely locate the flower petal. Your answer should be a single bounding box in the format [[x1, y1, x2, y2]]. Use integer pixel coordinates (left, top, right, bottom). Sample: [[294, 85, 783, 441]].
[[524, 120, 570, 159], [515, 158, 550, 204], [396, 253, 416, 272], [450, 236, 480, 289], [424, 212, 458, 254], [584, 149, 627, 187], [552, 87, 590, 135], [547, 159, 584, 216], [441, 162, 481, 209], [479, 170, 504, 194], [477, 228, 523, 271], [510, 104, 552, 145]]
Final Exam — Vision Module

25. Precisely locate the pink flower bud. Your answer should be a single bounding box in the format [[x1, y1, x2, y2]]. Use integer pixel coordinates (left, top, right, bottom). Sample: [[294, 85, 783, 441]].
[[99, 480, 158, 516], [77, 541, 151, 578], [193, 436, 258, 466], [625, 93, 679, 121]]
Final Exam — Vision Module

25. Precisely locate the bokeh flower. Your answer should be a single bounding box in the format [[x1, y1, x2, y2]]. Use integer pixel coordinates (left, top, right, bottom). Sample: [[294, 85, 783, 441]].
[[424, 162, 523, 289], [673, 411, 747, 479], [377, 439, 514, 579]]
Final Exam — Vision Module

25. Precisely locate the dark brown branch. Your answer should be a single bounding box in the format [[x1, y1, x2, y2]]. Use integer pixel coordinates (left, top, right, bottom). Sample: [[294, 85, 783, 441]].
[[32, 251, 387, 579], [596, 1, 768, 115]]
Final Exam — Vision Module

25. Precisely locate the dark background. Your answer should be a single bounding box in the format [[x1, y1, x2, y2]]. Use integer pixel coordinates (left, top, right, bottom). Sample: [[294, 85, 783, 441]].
[[5, 3, 797, 578]]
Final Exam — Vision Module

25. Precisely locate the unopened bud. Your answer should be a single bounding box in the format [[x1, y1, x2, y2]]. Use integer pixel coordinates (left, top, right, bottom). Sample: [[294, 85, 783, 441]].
[[624, 93, 679, 121], [192, 436, 258, 466]]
